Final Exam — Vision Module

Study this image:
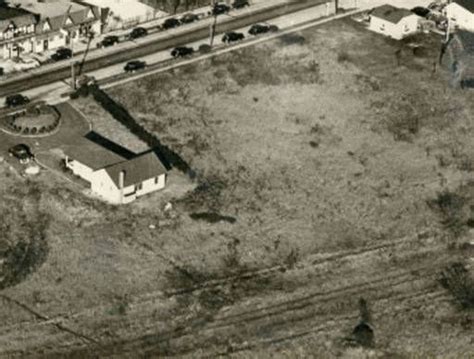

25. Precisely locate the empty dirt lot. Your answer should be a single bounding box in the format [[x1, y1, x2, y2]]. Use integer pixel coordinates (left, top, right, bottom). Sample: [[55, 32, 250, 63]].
[[0, 18, 473, 358]]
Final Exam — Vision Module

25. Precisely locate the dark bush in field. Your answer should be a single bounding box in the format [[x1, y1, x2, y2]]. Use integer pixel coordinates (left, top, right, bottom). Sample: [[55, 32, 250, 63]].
[[189, 212, 236, 224], [428, 189, 472, 237], [439, 263, 474, 310]]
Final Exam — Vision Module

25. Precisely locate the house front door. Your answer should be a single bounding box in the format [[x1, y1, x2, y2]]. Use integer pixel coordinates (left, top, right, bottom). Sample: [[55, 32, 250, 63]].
[[43, 39, 49, 51]]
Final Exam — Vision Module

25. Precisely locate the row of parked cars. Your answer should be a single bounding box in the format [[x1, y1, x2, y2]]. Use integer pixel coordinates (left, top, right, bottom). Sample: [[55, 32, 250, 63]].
[[48, 0, 251, 63], [122, 22, 278, 73]]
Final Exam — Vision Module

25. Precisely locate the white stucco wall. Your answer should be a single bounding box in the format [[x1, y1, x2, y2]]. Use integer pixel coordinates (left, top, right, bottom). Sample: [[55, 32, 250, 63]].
[[446, 3, 474, 32], [66, 159, 95, 182], [135, 174, 166, 197], [369, 14, 419, 40], [90, 171, 166, 204]]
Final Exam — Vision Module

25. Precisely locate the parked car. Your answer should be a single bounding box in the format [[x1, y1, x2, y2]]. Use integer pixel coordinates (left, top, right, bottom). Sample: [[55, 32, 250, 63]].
[[129, 27, 148, 39], [5, 94, 30, 108], [124, 60, 146, 72], [171, 46, 194, 58], [180, 13, 199, 24], [222, 31, 245, 43], [162, 18, 180, 30], [411, 6, 430, 18], [212, 3, 230, 15], [233, 0, 250, 9], [248, 23, 279, 36], [98, 35, 119, 48], [50, 47, 73, 61], [8, 144, 33, 164]]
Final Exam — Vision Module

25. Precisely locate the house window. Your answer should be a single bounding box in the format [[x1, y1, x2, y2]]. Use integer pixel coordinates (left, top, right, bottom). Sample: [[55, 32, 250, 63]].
[[154, 176, 159, 184], [380, 23, 385, 31], [135, 183, 143, 191], [404, 25, 409, 32]]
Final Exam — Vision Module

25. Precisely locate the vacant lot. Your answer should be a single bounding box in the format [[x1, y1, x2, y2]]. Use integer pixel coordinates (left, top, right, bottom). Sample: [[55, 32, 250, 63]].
[[1, 18, 473, 358]]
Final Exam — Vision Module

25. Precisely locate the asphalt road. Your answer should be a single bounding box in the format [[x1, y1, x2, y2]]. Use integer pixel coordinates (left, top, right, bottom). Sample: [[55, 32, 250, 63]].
[[0, 0, 328, 98]]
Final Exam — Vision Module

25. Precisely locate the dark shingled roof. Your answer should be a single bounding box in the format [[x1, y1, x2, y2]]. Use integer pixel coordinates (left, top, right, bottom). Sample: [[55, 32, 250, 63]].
[[454, 0, 474, 13], [0, 6, 36, 32], [64, 136, 126, 170], [370, 4, 414, 24], [104, 151, 167, 188], [454, 30, 474, 54]]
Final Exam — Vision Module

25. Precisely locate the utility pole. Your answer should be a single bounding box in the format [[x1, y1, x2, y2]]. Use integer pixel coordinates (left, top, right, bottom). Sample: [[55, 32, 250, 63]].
[[71, 61, 78, 90], [209, 0, 217, 47]]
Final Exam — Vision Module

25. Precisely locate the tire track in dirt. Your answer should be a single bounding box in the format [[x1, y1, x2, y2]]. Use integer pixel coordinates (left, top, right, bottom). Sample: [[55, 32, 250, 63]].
[[129, 280, 450, 358], [94, 259, 449, 357], [0, 234, 446, 356], [212, 290, 450, 357]]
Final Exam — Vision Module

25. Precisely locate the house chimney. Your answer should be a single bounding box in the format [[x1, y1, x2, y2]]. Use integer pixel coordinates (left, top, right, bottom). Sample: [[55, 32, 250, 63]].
[[119, 170, 125, 203]]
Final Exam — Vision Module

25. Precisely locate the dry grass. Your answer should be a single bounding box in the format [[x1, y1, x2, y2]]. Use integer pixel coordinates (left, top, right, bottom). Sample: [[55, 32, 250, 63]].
[[1, 17, 474, 358]]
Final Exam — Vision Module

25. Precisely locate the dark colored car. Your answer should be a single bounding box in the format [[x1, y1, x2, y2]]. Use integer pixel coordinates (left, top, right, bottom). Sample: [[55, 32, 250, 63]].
[[5, 94, 30, 108], [180, 13, 199, 24], [212, 3, 230, 15], [0, 67, 4, 76], [171, 46, 194, 58], [411, 6, 430, 17], [162, 18, 180, 30], [98, 35, 119, 48], [124, 60, 146, 72], [129, 27, 148, 39], [222, 31, 245, 43], [8, 144, 33, 163], [50, 47, 73, 61], [248, 23, 278, 35], [233, 0, 250, 9]]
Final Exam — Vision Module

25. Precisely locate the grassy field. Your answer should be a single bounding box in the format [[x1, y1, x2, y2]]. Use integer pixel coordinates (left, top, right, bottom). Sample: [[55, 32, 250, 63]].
[[0, 17, 473, 358]]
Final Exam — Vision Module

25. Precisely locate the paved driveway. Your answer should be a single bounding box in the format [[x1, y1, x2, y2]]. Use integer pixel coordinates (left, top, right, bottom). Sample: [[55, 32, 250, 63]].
[[0, 102, 90, 165]]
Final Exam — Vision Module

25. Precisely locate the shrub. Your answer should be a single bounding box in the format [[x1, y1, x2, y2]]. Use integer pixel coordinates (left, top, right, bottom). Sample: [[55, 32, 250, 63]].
[[439, 263, 474, 310], [31, 127, 37, 135], [337, 51, 351, 63], [23, 127, 30, 135]]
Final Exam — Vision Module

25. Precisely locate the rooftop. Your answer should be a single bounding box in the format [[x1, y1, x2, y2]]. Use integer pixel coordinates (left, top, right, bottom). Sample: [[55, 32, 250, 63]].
[[370, 4, 415, 24], [0, 4, 34, 21], [64, 134, 128, 171], [453, 0, 474, 13], [105, 151, 167, 188], [7, 0, 85, 19], [452, 30, 474, 54]]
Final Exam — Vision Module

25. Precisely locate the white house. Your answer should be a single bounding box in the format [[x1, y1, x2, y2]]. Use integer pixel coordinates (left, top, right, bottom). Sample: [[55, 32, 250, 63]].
[[369, 5, 420, 40], [445, 0, 474, 32], [65, 136, 167, 204]]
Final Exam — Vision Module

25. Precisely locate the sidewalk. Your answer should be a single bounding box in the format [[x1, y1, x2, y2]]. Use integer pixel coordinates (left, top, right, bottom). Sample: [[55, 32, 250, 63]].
[[0, 0, 319, 84]]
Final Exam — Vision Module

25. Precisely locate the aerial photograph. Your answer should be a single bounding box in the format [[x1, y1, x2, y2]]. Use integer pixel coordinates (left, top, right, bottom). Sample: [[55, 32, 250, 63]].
[[0, 0, 473, 357]]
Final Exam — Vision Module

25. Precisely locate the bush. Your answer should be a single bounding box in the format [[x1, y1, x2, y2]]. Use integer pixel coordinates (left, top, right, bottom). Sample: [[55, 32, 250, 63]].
[[439, 263, 474, 310], [31, 127, 37, 135], [23, 127, 29, 135], [337, 51, 351, 63]]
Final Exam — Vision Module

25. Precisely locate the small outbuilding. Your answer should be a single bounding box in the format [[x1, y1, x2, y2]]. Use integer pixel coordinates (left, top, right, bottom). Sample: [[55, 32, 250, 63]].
[[368, 5, 420, 40], [445, 0, 474, 32], [65, 133, 167, 204]]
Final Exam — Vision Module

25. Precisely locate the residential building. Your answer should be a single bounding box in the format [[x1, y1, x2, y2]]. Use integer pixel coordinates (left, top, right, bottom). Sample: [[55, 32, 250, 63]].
[[7, 0, 100, 53], [0, 5, 37, 59], [443, 30, 474, 88], [445, 0, 474, 32], [64, 134, 167, 204], [369, 4, 420, 40], [78, 0, 165, 31]]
